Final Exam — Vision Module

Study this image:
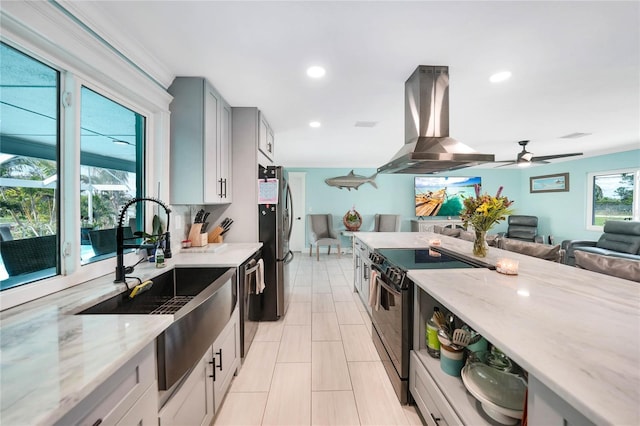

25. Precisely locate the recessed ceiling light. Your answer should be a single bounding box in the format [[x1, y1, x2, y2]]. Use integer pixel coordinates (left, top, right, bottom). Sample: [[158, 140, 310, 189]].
[[309, 121, 321, 128], [306, 66, 326, 78], [489, 71, 512, 83]]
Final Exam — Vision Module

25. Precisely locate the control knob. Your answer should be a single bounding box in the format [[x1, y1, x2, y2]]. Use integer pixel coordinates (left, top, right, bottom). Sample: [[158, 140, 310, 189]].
[[369, 252, 384, 264]]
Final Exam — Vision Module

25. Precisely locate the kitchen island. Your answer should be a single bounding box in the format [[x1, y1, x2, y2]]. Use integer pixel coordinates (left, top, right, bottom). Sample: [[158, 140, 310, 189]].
[[354, 232, 639, 426], [0, 243, 261, 425]]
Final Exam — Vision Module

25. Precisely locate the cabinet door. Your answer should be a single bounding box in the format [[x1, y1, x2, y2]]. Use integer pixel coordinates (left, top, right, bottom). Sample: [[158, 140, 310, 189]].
[[159, 348, 214, 426], [258, 112, 273, 161], [213, 310, 240, 412], [116, 384, 157, 426], [219, 99, 233, 202], [266, 125, 275, 158], [204, 86, 221, 203]]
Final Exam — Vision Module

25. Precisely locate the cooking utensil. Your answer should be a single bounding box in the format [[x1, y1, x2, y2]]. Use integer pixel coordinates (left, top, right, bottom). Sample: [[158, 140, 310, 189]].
[[194, 209, 205, 223], [452, 328, 471, 347], [220, 218, 233, 235], [433, 309, 446, 328], [201, 222, 209, 233], [202, 211, 210, 224]]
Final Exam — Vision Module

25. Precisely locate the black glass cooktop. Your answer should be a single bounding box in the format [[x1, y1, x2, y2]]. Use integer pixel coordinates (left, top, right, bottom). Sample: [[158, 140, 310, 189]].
[[377, 247, 494, 271]]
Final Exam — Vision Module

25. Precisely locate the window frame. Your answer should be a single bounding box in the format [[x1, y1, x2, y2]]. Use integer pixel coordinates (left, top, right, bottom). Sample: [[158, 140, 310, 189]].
[[586, 167, 640, 231], [0, 3, 171, 310]]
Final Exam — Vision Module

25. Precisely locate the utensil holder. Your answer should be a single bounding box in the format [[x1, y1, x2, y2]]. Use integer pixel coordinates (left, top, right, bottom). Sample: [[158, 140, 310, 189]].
[[188, 224, 208, 247], [207, 226, 224, 243], [440, 343, 465, 376]]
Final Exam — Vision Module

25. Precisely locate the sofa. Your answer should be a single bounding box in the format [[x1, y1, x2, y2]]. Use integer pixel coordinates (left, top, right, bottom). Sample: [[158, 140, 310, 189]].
[[561, 220, 640, 266]]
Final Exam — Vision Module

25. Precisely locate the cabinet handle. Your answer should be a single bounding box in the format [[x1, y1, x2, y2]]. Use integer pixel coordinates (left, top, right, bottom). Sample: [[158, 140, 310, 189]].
[[430, 413, 441, 424], [208, 358, 216, 381], [218, 178, 224, 198], [223, 179, 227, 198], [91, 419, 103, 426], [215, 349, 223, 371], [267, 142, 272, 153]]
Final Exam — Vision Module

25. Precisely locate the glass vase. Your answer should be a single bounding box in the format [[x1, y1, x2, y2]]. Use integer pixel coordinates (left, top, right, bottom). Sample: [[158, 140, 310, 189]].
[[473, 230, 488, 257]]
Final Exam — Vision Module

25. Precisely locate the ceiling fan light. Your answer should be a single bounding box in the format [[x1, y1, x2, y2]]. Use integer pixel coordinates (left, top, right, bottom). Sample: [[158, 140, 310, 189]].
[[521, 152, 533, 161], [517, 161, 531, 168], [489, 71, 512, 83]]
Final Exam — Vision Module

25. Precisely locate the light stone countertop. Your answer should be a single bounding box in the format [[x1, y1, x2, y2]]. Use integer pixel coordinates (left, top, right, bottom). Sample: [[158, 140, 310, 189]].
[[0, 242, 262, 425], [355, 231, 640, 425]]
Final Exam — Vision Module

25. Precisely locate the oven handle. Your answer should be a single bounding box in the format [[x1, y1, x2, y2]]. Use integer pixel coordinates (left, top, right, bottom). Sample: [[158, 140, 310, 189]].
[[376, 275, 401, 297]]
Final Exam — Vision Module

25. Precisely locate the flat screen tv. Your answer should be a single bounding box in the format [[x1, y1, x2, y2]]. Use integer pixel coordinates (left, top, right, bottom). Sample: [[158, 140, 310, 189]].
[[415, 176, 481, 217]]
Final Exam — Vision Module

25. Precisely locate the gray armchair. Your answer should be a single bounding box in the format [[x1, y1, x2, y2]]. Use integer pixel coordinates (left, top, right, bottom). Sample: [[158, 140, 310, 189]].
[[497, 215, 544, 243], [308, 214, 341, 261], [373, 214, 401, 232], [562, 220, 640, 265]]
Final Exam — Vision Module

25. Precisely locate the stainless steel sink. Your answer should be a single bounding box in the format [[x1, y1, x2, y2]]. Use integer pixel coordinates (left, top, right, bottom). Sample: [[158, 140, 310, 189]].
[[78, 267, 237, 390]]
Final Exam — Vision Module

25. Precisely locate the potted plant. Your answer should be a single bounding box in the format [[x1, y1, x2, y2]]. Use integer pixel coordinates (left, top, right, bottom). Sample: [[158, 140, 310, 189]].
[[343, 206, 362, 231], [134, 214, 164, 259]]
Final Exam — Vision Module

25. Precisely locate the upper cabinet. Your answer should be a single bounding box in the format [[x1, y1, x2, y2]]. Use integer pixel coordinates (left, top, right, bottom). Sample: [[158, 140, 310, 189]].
[[258, 111, 274, 163], [169, 77, 232, 205]]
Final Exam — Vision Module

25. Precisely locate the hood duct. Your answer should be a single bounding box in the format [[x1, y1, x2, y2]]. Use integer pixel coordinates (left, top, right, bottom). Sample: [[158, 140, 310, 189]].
[[378, 65, 494, 174]]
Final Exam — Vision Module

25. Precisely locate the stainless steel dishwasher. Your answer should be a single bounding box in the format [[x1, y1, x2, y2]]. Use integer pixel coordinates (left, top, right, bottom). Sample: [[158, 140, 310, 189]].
[[239, 249, 262, 358]]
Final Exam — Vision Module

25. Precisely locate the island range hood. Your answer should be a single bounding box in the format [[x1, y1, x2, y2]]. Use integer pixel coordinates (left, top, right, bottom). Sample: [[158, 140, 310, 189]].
[[378, 65, 495, 174]]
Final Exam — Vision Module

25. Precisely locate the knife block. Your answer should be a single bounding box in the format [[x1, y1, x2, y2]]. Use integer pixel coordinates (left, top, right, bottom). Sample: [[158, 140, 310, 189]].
[[207, 226, 224, 243], [188, 223, 208, 247]]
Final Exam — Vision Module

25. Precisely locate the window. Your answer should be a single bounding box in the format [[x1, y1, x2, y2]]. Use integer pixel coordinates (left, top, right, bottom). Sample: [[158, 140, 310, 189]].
[[587, 168, 640, 230], [0, 43, 60, 290], [80, 86, 145, 265], [0, 42, 148, 291]]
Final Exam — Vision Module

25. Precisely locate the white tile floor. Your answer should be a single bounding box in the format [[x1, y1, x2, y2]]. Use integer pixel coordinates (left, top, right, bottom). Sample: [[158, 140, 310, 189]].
[[214, 252, 423, 426]]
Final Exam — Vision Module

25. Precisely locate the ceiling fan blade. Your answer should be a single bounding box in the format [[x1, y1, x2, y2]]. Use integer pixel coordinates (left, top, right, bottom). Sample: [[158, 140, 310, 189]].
[[531, 152, 583, 162], [493, 162, 517, 168]]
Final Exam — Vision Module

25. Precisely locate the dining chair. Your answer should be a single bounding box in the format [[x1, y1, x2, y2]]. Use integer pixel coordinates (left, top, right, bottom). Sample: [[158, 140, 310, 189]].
[[373, 214, 401, 232], [308, 214, 340, 261]]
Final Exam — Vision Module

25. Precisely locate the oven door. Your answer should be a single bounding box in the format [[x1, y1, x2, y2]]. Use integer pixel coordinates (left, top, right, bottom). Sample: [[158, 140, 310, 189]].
[[371, 272, 411, 378]]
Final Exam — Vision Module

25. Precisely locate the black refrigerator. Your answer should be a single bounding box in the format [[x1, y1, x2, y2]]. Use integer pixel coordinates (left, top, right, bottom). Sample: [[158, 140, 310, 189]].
[[251, 165, 294, 321]]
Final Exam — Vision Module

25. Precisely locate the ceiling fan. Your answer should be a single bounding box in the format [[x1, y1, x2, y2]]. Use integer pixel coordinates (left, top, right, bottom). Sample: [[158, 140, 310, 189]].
[[495, 140, 583, 168]]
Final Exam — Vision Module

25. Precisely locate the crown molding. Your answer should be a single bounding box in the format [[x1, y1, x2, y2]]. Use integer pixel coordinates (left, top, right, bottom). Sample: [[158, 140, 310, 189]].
[[0, 1, 172, 110], [54, 0, 175, 89]]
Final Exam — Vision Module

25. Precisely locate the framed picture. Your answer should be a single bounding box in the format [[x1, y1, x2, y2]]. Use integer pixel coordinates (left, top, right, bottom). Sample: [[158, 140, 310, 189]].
[[530, 173, 570, 193]]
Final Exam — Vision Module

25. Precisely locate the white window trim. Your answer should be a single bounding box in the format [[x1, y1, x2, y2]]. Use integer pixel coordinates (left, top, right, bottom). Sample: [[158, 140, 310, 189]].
[[586, 167, 640, 231], [0, 2, 172, 310]]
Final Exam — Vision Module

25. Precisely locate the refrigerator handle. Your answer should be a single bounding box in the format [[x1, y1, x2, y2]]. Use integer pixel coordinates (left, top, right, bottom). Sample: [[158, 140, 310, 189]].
[[286, 183, 294, 240], [283, 250, 294, 264]]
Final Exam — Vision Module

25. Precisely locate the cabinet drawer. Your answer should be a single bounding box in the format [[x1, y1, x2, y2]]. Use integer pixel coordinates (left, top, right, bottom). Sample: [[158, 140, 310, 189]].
[[116, 382, 158, 426], [56, 343, 156, 426], [410, 351, 461, 426]]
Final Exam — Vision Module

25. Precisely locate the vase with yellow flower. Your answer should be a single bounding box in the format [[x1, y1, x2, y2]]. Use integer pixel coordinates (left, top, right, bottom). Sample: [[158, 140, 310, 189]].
[[460, 185, 514, 257]]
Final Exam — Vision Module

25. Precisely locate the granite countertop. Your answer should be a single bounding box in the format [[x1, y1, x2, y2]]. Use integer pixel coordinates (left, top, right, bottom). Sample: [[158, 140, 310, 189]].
[[354, 232, 639, 425], [0, 242, 262, 425]]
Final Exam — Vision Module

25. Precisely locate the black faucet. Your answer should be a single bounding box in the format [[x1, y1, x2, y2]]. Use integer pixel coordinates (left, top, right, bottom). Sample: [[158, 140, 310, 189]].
[[115, 197, 172, 283]]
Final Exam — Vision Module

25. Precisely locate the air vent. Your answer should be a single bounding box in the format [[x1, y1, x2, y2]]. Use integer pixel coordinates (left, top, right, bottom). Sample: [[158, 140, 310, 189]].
[[354, 121, 378, 128], [560, 132, 591, 139]]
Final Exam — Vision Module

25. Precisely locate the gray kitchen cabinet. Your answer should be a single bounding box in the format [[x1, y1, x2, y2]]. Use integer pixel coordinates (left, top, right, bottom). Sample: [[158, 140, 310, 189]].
[[352, 238, 372, 315], [158, 307, 239, 425], [258, 111, 274, 163], [158, 345, 215, 426], [169, 77, 232, 205], [223, 107, 268, 243], [54, 343, 157, 426], [213, 307, 240, 412]]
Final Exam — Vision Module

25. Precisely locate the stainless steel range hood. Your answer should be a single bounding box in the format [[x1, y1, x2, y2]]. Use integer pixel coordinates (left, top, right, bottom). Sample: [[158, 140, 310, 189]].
[[378, 66, 494, 174]]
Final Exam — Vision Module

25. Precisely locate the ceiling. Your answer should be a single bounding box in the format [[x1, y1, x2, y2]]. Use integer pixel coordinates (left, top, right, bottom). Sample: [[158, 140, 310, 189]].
[[72, 1, 639, 169]]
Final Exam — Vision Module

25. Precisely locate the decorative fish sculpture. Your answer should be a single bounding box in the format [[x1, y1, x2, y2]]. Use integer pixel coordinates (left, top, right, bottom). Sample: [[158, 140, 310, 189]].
[[325, 170, 378, 191]]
